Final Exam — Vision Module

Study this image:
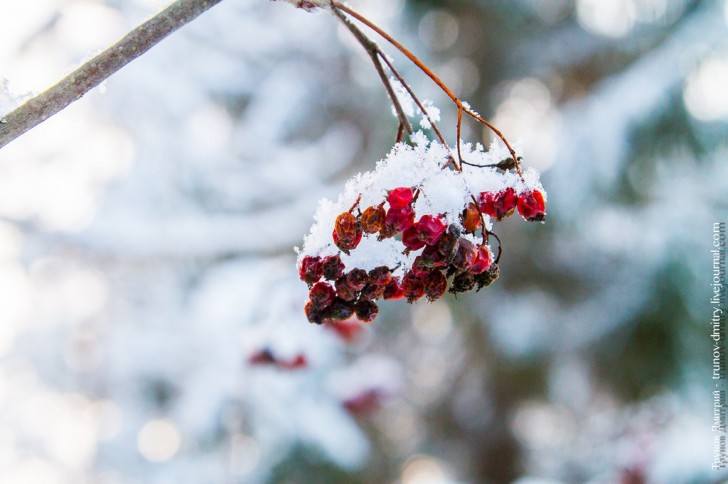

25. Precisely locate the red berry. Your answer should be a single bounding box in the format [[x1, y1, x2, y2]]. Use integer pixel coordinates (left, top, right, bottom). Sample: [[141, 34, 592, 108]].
[[309, 282, 336, 309], [479, 188, 517, 220], [402, 271, 425, 303], [416, 215, 447, 246], [402, 225, 427, 251], [354, 300, 379, 323], [332, 227, 362, 254], [411, 256, 431, 278], [335, 276, 358, 302], [424, 270, 447, 302], [383, 277, 405, 300], [388, 187, 413, 209], [470, 245, 493, 274], [368, 266, 393, 286], [321, 255, 345, 281], [462, 202, 482, 233], [517, 189, 546, 222], [299, 256, 323, 285], [385, 206, 415, 233], [279, 354, 308, 370], [361, 205, 386, 234]]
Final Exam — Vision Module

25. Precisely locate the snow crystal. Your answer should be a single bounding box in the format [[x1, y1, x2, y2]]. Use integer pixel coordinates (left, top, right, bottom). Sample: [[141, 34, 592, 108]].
[[0, 78, 22, 118], [390, 76, 416, 119], [298, 130, 546, 275], [418, 99, 441, 129]]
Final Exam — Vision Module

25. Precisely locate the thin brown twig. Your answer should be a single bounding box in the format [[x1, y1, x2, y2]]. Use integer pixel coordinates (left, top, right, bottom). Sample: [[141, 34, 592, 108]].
[[331, 1, 523, 178], [330, 6, 413, 136], [0, 0, 224, 150]]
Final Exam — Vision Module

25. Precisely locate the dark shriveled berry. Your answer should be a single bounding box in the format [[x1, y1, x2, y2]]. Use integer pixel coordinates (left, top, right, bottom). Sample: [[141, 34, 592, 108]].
[[309, 282, 336, 309], [361, 283, 385, 301], [425, 270, 447, 302], [299, 256, 323, 285], [402, 271, 425, 303], [322, 255, 345, 281], [346, 268, 369, 291], [449, 272, 476, 294], [368, 266, 393, 286], [355, 300, 379, 323], [475, 264, 500, 291], [323, 298, 355, 321], [335, 276, 358, 302], [305, 300, 324, 324], [438, 225, 461, 260]]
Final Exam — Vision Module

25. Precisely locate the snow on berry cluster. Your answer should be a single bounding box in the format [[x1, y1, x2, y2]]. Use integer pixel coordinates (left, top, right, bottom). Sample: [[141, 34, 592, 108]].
[[296, 132, 546, 325]]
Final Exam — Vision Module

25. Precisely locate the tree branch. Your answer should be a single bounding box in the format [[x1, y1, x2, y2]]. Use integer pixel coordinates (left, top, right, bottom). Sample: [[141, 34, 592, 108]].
[[0, 0, 223, 150]]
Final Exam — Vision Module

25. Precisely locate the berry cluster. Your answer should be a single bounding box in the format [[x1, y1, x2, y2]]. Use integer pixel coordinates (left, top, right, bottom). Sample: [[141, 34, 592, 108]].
[[299, 184, 545, 325]]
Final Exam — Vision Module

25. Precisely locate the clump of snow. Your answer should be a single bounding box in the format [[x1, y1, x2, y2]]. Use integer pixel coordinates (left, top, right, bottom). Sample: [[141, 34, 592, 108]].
[[390, 76, 416, 119], [418, 99, 441, 129], [0, 78, 22, 118], [297, 130, 546, 275]]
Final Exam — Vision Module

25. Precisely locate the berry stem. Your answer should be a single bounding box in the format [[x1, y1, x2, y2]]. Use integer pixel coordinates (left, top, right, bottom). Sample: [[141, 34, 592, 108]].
[[331, 6, 413, 137], [331, 1, 523, 179], [375, 52, 454, 164]]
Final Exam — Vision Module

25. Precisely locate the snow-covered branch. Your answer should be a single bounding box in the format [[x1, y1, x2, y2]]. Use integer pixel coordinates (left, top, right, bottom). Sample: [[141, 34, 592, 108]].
[[0, 0, 223, 150]]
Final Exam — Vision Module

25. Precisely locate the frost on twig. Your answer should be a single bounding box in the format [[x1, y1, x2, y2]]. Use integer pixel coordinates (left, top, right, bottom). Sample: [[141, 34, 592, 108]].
[[0, 0, 224, 150]]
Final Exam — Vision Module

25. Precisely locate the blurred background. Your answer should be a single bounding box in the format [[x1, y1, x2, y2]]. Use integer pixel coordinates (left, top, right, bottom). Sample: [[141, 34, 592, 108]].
[[1, 0, 727, 482]]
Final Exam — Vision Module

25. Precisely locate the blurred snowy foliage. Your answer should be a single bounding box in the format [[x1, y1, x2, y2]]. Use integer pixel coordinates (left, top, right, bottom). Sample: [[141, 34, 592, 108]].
[[0, 0, 727, 482]]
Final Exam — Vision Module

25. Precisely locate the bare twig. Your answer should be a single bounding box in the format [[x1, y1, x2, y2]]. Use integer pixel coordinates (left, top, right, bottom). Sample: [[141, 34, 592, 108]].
[[0, 0, 223, 150], [332, 1, 523, 178], [330, 6, 413, 136]]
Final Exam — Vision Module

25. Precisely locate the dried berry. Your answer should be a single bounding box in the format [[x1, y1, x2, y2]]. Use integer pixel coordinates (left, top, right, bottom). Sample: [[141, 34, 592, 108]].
[[517, 189, 546, 222], [383, 278, 405, 300], [479, 188, 517, 220], [368, 266, 393, 286], [321, 255, 345, 281], [361, 283, 385, 301], [421, 244, 447, 269], [387, 187, 413, 209], [402, 271, 425, 303], [299, 256, 323, 285], [305, 300, 324, 324], [335, 276, 358, 302], [309, 282, 336, 309], [355, 300, 379, 323], [361, 205, 386, 234], [474, 263, 500, 291], [462, 202, 482, 233], [346, 268, 369, 291], [449, 271, 476, 294], [333, 227, 362, 254], [323, 298, 355, 321], [334, 212, 359, 240], [438, 224, 461, 259], [424, 270, 447, 302]]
